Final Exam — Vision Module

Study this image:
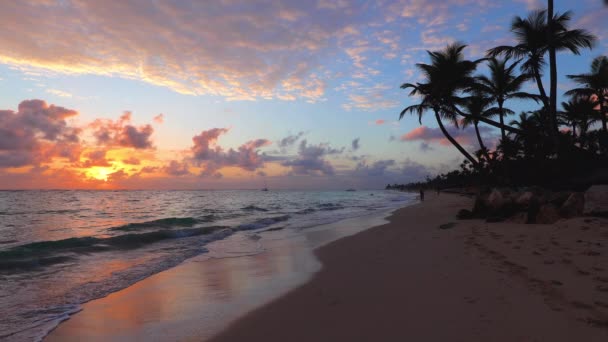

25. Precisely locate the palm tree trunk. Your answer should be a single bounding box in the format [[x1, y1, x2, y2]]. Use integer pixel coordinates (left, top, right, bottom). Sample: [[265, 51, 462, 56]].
[[453, 107, 523, 135], [473, 121, 492, 163], [498, 100, 506, 141], [434, 110, 479, 167], [600, 100, 607, 133], [572, 124, 576, 138], [548, 0, 560, 149], [533, 68, 550, 112]]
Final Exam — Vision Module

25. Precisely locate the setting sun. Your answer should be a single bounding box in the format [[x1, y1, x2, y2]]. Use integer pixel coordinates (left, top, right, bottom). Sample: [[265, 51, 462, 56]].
[[87, 167, 112, 182]]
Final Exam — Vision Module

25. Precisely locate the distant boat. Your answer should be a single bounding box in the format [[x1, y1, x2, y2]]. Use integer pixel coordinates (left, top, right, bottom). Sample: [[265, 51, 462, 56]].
[[261, 180, 269, 191], [345, 188, 356, 192]]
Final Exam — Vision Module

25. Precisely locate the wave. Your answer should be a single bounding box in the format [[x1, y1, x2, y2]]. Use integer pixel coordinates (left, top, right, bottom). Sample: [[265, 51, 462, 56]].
[[318, 203, 344, 211], [296, 208, 316, 214], [241, 205, 268, 212], [109, 216, 214, 232], [0, 226, 229, 272], [237, 215, 290, 231]]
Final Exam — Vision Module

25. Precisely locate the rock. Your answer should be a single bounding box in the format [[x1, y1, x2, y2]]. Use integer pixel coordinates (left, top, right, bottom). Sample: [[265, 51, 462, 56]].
[[507, 212, 528, 224], [515, 192, 534, 206], [457, 209, 474, 220], [549, 192, 571, 207], [527, 197, 541, 224], [472, 195, 488, 218], [487, 189, 505, 210], [584, 185, 608, 217], [560, 192, 584, 218], [536, 204, 561, 224]]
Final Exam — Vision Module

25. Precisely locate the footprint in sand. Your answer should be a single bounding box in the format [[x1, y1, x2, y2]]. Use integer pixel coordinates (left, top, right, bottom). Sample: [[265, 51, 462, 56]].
[[596, 285, 608, 292], [594, 276, 608, 283]]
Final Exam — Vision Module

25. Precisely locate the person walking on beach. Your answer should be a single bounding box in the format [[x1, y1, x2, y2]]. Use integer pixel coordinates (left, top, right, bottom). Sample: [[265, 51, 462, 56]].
[[419, 188, 425, 201]]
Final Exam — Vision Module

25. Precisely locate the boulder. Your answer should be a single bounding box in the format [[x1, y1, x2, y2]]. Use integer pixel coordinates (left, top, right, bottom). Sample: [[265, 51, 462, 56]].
[[584, 185, 608, 216], [507, 212, 528, 224], [549, 192, 571, 207], [487, 189, 505, 210], [515, 192, 534, 206], [559, 192, 584, 218], [472, 195, 489, 218], [526, 197, 542, 224], [536, 204, 561, 224]]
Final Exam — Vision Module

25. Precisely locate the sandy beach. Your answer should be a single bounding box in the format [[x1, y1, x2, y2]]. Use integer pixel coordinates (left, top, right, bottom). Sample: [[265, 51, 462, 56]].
[[46, 193, 608, 341], [210, 193, 608, 341]]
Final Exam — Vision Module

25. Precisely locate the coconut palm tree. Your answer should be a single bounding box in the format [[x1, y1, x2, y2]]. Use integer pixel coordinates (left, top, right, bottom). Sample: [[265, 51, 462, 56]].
[[460, 94, 510, 153], [566, 56, 608, 134], [488, 8, 595, 139], [473, 57, 538, 141], [559, 96, 601, 144], [400, 43, 481, 167]]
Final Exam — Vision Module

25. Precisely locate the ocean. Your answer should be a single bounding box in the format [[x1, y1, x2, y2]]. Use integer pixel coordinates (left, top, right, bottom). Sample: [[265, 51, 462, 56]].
[[0, 190, 414, 341]]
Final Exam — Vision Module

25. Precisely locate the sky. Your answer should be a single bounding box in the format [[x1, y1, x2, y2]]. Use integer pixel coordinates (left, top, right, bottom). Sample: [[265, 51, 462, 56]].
[[0, 0, 606, 190]]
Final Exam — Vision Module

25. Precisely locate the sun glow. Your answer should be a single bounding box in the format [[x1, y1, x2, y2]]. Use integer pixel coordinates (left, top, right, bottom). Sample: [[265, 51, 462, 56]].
[[87, 167, 112, 182]]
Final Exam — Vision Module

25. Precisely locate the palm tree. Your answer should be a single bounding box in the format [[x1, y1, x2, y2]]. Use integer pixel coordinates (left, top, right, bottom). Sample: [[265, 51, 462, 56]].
[[566, 56, 608, 134], [546, 4, 596, 135], [509, 111, 546, 159], [474, 57, 538, 141], [400, 43, 481, 167], [559, 97, 601, 141], [460, 94, 510, 153], [488, 8, 595, 139]]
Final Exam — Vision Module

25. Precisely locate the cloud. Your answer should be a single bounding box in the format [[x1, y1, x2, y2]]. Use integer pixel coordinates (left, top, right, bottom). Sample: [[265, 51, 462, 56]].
[[374, 119, 386, 125], [0, 1, 368, 102], [122, 157, 141, 165], [90, 112, 155, 149], [153, 114, 164, 124], [354, 159, 395, 177], [190, 128, 271, 175], [351, 138, 360, 151], [46, 89, 73, 98], [282, 139, 342, 176], [277, 131, 305, 149], [77, 150, 112, 168], [163, 160, 190, 176], [0, 99, 81, 168], [400, 125, 497, 148], [342, 83, 399, 111]]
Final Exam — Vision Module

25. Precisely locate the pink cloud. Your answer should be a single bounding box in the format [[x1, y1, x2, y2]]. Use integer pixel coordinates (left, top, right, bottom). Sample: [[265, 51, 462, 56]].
[[190, 128, 271, 176], [0, 99, 82, 167], [153, 113, 164, 124], [90, 112, 155, 149], [400, 125, 498, 148], [375, 119, 386, 125]]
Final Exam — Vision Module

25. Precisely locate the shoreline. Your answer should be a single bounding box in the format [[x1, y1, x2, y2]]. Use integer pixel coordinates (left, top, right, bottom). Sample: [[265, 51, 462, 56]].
[[210, 192, 608, 341], [45, 203, 405, 341], [45, 193, 608, 341]]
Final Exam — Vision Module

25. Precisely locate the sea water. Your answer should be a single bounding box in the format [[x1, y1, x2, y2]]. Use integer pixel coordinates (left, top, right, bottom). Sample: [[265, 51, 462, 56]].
[[0, 190, 413, 341]]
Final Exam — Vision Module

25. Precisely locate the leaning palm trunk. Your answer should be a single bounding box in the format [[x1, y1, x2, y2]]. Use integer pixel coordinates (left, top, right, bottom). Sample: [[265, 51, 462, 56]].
[[434, 110, 479, 167], [473, 121, 491, 162], [453, 107, 524, 135], [474, 121, 486, 151]]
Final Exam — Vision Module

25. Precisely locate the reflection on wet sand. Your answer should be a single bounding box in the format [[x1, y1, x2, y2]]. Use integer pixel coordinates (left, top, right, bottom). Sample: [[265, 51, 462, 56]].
[[46, 210, 391, 342]]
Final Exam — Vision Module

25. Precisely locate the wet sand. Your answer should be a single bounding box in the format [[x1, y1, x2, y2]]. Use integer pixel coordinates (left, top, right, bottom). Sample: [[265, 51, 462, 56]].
[[46, 208, 395, 341], [210, 193, 608, 341]]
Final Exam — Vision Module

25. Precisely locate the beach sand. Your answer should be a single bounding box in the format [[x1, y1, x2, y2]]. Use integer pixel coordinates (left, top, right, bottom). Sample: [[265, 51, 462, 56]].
[[210, 193, 608, 342], [47, 193, 608, 341]]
